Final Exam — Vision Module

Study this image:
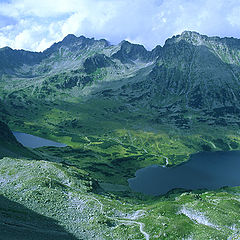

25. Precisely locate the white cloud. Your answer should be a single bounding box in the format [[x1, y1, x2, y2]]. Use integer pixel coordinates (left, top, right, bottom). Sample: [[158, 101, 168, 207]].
[[0, 0, 240, 51]]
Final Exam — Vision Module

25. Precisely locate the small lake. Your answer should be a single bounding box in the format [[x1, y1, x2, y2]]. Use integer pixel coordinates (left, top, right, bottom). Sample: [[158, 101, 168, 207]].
[[13, 131, 67, 148], [128, 151, 240, 196]]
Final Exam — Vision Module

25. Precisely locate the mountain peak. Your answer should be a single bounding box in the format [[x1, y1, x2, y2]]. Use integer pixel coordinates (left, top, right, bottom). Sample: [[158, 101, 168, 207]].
[[165, 31, 240, 50], [112, 40, 150, 63], [164, 31, 207, 46], [119, 40, 146, 48], [119, 40, 131, 45], [61, 34, 88, 45], [0, 46, 13, 53], [63, 33, 78, 41], [181, 30, 201, 37]]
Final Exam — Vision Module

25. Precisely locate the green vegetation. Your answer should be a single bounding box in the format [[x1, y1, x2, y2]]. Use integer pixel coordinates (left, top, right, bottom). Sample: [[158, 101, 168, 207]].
[[5, 97, 240, 185], [1, 31, 240, 239], [0, 157, 240, 239]]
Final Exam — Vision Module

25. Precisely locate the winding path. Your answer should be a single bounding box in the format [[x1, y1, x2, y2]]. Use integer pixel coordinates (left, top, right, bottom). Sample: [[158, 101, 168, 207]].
[[118, 220, 149, 240], [89, 195, 150, 240], [66, 191, 150, 240]]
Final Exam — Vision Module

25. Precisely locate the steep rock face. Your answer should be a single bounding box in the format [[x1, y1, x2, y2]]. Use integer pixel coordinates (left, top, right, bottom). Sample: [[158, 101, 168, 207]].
[[83, 54, 114, 74], [0, 34, 112, 77], [172, 31, 240, 61], [0, 121, 19, 144], [0, 121, 40, 159], [43, 34, 110, 57], [0, 47, 44, 74], [150, 45, 163, 60], [112, 40, 150, 63], [149, 39, 240, 109], [1, 31, 240, 114], [116, 31, 240, 111]]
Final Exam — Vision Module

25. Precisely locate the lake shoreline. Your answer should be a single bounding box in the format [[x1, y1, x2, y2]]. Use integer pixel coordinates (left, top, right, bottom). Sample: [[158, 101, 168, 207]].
[[12, 131, 67, 148], [128, 150, 240, 196]]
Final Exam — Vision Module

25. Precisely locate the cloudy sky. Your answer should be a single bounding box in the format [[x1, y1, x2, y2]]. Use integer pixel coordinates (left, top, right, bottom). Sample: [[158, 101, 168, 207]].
[[0, 0, 240, 51]]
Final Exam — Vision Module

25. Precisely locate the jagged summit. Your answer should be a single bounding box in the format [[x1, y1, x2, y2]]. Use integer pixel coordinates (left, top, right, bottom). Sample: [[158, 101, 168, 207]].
[[1, 30, 240, 54], [112, 40, 150, 63], [165, 30, 240, 50], [164, 31, 207, 46], [57, 34, 111, 48], [62, 33, 79, 42], [0, 46, 13, 52], [43, 34, 110, 58], [61, 34, 96, 45], [1, 31, 240, 112]]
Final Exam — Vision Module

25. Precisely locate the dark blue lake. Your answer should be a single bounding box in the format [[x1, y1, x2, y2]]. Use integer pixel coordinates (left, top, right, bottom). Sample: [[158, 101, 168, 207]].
[[128, 151, 240, 196], [13, 131, 67, 148]]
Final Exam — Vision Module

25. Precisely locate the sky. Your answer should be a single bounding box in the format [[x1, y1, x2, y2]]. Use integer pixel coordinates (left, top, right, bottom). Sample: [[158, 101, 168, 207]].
[[0, 0, 240, 51]]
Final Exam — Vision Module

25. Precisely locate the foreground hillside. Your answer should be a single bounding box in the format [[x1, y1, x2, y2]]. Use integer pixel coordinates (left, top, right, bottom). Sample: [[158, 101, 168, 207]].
[[0, 157, 240, 239]]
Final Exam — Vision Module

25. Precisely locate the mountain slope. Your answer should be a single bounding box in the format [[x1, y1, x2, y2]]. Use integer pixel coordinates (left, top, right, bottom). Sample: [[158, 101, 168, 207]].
[[146, 31, 240, 109], [0, 194, 76, 240], [1, 31, 240, 183], [0, 121, 39, 159]]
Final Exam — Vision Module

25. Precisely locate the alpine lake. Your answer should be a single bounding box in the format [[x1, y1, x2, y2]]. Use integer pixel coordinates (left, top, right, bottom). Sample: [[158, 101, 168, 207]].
[[13, 131, 67, 148], [13, 131, 240, 196], [128, 151, 240, 196]]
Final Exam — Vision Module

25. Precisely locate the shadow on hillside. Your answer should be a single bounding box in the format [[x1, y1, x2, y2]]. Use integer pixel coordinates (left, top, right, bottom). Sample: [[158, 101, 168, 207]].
[[0, 194, 77, 240]]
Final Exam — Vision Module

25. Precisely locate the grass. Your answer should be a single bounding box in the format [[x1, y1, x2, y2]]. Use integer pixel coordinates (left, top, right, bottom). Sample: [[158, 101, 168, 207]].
[[3, 93, 240, 185], [1, 67, 240, 238], [1, 94, 240, 238]]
